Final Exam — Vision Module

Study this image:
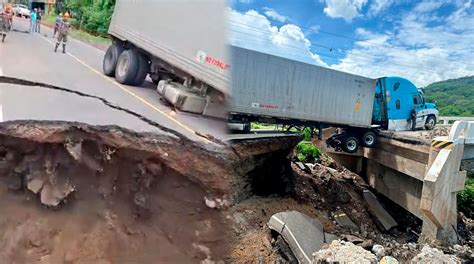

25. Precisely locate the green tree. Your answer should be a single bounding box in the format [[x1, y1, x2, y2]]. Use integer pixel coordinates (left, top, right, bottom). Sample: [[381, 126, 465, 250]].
[[424, 76, 474, 117], [64, 0, 115, 35]]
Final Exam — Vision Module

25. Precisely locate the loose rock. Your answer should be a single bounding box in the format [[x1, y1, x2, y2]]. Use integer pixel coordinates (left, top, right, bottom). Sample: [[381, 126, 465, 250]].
[[411, 245, 460, 264], [379, 256, 399, 264], [312, 240, 377, 263], [372, 244, 385, 259]]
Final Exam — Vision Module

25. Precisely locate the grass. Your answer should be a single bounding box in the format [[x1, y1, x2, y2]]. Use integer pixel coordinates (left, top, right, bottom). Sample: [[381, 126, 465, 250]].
[[43, 13, 56, 25]]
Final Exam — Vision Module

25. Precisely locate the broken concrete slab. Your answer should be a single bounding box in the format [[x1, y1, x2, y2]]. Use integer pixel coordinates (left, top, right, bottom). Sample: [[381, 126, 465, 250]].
[[267, 211, 326, 264], [295, 161, 310, 173], [363, 190, 397, 231], [324, 233, 339, 244], [333, 210, 359, 232]]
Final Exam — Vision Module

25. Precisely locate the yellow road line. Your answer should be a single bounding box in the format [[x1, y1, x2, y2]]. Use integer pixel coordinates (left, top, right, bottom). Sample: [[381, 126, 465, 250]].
[[40, 35, 210, 143]]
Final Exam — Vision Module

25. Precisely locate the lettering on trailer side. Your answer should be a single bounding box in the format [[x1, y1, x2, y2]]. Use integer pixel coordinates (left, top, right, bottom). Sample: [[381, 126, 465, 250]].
[[196, 50, 230, 70], [251, 102, 279, 109]]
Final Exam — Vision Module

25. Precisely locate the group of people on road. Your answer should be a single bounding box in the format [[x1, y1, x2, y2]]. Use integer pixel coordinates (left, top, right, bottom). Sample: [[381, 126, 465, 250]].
[[0, 4, 70, 53], [29, 8, 43, 33]]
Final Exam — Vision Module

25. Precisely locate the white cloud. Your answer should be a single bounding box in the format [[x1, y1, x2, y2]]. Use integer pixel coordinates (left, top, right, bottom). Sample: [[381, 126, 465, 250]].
[[263, 7, 289, 22], [321, 0, 368, 21], [229, 9, 327, 67], [229, 1, 474, 87], [368, 0, 395, 16], [330, 1, 474, 86]]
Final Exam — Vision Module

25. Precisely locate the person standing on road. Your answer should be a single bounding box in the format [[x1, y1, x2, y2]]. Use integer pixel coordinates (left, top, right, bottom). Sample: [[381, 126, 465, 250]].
[[36, 8, 42, 33], [5, 4, 12, 29], [30, 8, 37, 33], [54, 13, 63, 38], [0, 10, 10, 43], [54, 15, 70, 53]]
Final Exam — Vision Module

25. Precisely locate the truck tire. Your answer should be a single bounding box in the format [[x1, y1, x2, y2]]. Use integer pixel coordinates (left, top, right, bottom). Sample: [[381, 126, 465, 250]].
[[133, 53, 150, 86], [361, 131, 376, 148], [342, 135, 359, 153], [103, 44, 123, 77], [115, 49, 140, 85], [425, 115, 436, 130]]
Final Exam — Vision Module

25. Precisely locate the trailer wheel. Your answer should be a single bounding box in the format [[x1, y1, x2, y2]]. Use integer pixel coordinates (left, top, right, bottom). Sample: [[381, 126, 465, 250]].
[[115, 49, 140, 85], [361, 131, 376, 148], [342, 135, 359, 153], [103, 43, 123, 77], [133, 53, 150, 86], [425, 115, 436, 130]]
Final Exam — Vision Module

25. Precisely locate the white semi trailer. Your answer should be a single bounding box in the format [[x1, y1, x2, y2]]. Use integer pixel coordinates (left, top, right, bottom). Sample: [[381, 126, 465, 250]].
[[103, 0, 229, 118]]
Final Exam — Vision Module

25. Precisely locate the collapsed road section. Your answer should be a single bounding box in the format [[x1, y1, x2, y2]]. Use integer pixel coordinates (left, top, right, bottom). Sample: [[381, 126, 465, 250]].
[[0, 75, 236, 262], [226, 128, 473, 263]]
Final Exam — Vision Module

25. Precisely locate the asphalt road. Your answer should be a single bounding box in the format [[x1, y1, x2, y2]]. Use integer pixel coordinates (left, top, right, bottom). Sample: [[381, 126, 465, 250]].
[[0, 18, 226, 143]]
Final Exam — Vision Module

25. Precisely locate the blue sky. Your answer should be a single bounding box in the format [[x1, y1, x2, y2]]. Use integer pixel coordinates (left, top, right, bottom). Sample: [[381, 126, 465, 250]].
[[228, 0, 474, 87]]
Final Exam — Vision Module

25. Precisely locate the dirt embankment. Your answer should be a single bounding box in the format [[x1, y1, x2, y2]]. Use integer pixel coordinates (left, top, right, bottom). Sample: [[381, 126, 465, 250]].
[[226, 145, 474, 263], [0, 121, 232, 263]]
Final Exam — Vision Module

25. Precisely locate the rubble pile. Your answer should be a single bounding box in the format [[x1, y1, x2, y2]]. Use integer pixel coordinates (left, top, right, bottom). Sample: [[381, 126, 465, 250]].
[[228, 148, 473, 263], [411, 245, 461, 263], [312, 240, 377, 263]]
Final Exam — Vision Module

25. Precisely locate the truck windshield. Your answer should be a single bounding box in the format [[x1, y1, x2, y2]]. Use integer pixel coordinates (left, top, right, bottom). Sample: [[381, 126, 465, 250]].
[[413, 94, 423, 105]]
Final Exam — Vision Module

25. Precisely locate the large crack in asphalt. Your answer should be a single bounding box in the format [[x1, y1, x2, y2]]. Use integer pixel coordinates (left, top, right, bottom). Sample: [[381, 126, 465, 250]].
[[0, 76, 235, 195], [0, 75, 224, 145], [0, 77, 235, 262]]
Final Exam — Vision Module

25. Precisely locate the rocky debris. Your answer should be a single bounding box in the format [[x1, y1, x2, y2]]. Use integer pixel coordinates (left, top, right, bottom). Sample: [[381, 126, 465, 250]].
[[312, 240, 377, 263], [411, 245, 461, 264], [40, 180, 75, 207], [372, 244, 385, 259], [449, 244, 473, 260], [427, 126, 451, 139], [342, 234, 364, 244], [379, 256, 399, 264]]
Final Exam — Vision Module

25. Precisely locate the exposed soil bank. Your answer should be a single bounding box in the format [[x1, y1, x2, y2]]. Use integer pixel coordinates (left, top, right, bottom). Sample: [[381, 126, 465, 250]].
[[0, 121, 231, 263]]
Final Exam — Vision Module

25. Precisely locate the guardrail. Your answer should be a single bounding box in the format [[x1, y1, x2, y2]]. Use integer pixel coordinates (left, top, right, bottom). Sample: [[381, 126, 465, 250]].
[[437, 116, 474, 126]]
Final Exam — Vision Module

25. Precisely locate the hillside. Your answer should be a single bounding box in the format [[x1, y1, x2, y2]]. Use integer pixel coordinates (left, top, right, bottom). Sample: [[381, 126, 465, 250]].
[[424, 76, 474, 116]]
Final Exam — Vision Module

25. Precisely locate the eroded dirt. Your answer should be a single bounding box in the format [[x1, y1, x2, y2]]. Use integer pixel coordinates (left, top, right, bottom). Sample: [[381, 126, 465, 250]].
[[0, 122, 230, 263], [226, 147, 474, 263]]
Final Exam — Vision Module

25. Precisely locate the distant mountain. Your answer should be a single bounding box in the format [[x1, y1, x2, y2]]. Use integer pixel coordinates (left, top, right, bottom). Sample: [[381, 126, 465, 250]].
[[424, 76, 474, 117]]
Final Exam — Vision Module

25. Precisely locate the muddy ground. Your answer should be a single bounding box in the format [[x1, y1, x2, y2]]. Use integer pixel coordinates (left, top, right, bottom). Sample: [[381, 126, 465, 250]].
[[0, 121, 232, 263]]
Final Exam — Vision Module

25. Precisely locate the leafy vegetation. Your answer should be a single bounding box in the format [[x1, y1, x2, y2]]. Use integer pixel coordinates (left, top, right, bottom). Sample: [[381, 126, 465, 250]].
[[458, 171, 474, 218], [424, 76, 474, 116], [250, 123, 277, 130], [55, 0, 115, 36], [296, 141, 321, 163]]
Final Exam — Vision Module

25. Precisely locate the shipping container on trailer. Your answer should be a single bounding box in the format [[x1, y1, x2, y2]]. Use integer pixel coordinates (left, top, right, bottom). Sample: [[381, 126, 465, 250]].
[[104, 0, 229, 118], [229, 46, 377, 128]]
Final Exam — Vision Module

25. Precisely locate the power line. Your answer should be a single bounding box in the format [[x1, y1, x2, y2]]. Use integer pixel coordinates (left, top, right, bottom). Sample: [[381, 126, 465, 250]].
[[230, 27, 451, 75], [234, 12, 474, 67], [230, 35, 441, 79], [230, 19, 474, 72]]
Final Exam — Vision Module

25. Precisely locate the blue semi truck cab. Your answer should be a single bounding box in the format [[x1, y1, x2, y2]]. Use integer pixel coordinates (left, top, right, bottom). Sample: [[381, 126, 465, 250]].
[[372, 76, 439, 131]]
